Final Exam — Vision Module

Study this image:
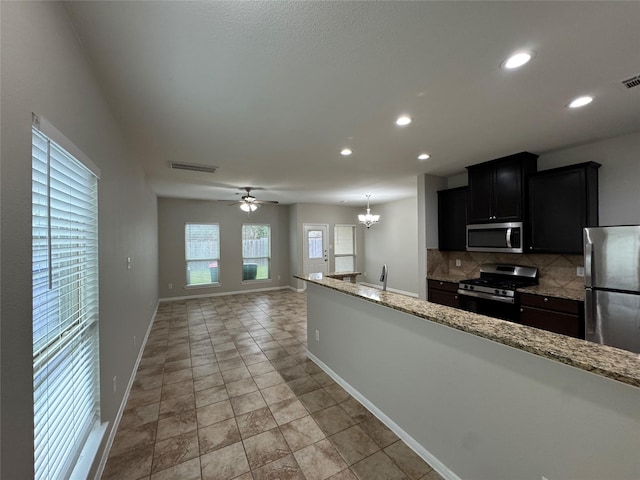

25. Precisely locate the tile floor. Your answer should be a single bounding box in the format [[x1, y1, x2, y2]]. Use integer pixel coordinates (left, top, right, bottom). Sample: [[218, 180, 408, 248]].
[[102, 290, 443, 480]]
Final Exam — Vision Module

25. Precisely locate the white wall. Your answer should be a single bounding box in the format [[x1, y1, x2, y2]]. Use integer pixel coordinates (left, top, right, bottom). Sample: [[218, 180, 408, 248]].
[[157, 198, 290, 298], [289, 203, 365, 290], [362, 196, 420, 295], [0, 2, 158, 478], [307, 283, 640, 480], [537, 131, 640, 226]]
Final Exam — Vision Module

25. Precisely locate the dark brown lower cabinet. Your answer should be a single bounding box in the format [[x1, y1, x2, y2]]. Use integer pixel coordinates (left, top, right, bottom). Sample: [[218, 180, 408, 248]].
[[427, 279, 460, 308], [519, 293, 583, 339]]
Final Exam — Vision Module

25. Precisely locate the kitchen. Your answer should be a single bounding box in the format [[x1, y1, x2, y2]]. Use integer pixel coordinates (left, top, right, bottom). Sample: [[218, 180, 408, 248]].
[[2, 2, 640, 480]]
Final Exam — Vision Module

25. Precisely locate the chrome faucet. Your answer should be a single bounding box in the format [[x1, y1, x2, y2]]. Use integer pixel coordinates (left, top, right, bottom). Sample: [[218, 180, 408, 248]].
[[379, 264, 388, 292]]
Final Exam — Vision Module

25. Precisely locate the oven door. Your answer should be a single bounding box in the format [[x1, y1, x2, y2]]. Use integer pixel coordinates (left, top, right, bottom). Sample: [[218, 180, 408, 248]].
[[457, 290, 519, 322]]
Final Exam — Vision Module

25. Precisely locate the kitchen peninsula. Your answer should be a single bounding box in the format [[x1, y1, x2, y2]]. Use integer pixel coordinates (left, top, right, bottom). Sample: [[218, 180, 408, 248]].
[[296, 273, 640, 480]]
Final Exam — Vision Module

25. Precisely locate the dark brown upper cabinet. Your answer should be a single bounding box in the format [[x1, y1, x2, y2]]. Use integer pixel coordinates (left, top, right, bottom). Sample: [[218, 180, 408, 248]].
[[466, 152, 538, 224], [528, 162, 600, 254], [438, 186, 468, 251]]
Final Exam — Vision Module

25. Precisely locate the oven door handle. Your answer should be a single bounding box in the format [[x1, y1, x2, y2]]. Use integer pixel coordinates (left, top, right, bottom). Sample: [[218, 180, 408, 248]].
[[457, 289, 515, 304]]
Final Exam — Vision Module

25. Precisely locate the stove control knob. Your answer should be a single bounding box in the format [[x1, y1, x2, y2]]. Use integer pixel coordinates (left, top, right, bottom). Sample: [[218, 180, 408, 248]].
[[502, 290, 507, 295], [494, 289, 500, 294], [469, 286, 474, 290]]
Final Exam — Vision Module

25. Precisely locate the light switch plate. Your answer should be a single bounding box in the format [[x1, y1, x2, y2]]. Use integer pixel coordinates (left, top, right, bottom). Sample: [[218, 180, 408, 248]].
[[577, 266, 584, 277]]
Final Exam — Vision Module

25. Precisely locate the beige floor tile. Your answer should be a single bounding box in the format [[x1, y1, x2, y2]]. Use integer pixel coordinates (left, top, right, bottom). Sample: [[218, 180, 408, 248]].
[[198, 417, 241, 455], [200, 442, 250, 480], [384, 440, 432, 479], [351, 451, 407, 480], [236, 406, 278, 440], [105, 292, 439, 480], [151, 430, 199, 473], [150, 457, 201, 480], [358, 415, 399, 449], [280, 415, 326, 451], [159, 392, 195, 419], [230, 390, 268, 416], [293, 438, 348, 480], [242, 427, 291, 470], [196, 399, 234, 428], [252, 453, 306, 480], [298, 388, 337, 414], [253, 370, 285, 389], [312, 405, 356, 436], [328, 425, 379, 465], [156, 410, 197, 442], [226, 377, 258, 398]]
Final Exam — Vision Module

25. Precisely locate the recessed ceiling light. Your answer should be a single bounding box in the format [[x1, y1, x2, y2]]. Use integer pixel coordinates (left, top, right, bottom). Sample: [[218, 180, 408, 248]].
[[502, 51, 533, 70], [568, 96, 594, 109], [395, 115, 412, 126], [418, 153, 431, 160], [340, 148, 352, 156]]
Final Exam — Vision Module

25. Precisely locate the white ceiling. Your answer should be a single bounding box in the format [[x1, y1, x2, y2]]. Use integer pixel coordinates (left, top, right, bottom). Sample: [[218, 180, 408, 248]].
[[63, 1, 640, 206]]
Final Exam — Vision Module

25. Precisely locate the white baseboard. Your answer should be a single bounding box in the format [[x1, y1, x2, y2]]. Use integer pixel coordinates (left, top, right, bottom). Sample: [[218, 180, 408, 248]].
[[93, 300, 159, 480], [306, 351, 460, 480]]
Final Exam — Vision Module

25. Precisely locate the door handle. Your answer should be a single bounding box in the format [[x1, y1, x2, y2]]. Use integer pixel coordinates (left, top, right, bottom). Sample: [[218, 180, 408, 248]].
[[585, 288, 596, 335], [506, 228, 512, 249]]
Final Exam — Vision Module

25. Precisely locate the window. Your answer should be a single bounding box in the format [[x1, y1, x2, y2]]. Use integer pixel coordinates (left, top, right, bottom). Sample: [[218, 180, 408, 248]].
[[32, 124, 100, 480], [185, 223, 220, 286], [334, 225, 356, 272], [242, 224, 271, 281]]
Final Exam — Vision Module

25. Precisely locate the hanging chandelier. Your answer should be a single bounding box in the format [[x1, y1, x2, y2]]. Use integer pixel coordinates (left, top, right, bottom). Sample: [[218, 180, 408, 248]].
[[358, 194, 380, 229]]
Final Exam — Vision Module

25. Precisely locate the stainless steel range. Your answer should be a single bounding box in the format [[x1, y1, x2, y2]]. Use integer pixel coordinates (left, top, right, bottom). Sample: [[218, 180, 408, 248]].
[[457, 264, 538, 321]]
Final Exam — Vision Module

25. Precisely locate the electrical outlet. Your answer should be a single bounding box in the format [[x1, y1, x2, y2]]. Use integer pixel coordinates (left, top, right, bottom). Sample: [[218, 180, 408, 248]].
[[168, 283, 173, 289], [577, 266, 584, 277], [315, 329, 320, 341], [127, 257, 131, 270], [455, 259, 462, 267], [112, 376, 117, 393], [133, 335, 136, 347]]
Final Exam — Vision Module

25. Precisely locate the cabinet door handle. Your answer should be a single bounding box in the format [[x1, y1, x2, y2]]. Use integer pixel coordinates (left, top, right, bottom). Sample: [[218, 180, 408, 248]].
[[544, 297, 548, 302], [454, 295, 458, 299], [520, 308, 524, 312], [439, 281, 443, 285]]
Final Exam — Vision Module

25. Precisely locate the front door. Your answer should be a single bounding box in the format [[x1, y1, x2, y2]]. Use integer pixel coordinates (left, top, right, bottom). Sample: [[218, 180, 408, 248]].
[[303, 224, 329, 275]]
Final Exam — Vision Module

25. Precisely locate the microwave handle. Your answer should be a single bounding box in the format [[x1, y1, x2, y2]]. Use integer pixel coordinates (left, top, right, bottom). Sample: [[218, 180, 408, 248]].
[[506, 227, 512, 249]]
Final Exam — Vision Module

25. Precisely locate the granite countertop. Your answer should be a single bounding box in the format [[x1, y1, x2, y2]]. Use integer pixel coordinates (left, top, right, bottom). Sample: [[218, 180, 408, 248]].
[[427, 274, 585, 301], [296, 273, 640, 388]]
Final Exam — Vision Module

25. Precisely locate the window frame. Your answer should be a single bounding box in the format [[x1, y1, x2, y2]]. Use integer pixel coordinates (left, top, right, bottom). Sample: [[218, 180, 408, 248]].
[[241, 223, 272, 282], [184, 222, 221, 288], [334, 224, 357, 273]]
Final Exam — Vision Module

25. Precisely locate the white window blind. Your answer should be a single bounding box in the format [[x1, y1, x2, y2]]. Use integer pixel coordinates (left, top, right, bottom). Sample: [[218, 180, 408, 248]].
[[32, 126, 100, 480], [185, 223, 220, 286], [334, 225, 355, 273]]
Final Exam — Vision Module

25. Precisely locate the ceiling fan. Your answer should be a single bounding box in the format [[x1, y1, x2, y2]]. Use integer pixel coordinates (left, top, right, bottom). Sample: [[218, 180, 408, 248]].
[[229, 187, 279, 212]]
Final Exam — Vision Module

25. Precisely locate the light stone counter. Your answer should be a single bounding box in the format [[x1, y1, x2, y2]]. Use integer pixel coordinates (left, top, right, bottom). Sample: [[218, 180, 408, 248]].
[[297, 273, 640, 388]]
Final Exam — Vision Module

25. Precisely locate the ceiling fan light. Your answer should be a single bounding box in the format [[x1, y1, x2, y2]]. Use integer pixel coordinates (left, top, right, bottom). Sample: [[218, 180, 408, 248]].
[[240, 203, 258, 212]]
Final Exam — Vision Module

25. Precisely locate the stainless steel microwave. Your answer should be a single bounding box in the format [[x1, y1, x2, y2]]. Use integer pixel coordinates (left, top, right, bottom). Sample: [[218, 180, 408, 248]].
[[466, 222, 523, 253]]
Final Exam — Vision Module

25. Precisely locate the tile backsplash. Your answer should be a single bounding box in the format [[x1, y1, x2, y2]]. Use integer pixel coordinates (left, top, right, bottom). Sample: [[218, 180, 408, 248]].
[[427, 249, 585, 291]]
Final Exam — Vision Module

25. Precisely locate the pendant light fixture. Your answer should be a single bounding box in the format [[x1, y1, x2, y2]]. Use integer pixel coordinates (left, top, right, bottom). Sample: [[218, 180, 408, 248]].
[[358, 194, 380, 229]]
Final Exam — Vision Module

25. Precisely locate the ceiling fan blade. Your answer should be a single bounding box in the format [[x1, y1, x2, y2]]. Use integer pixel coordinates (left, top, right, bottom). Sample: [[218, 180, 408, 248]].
[[254, 200, 279, 205]]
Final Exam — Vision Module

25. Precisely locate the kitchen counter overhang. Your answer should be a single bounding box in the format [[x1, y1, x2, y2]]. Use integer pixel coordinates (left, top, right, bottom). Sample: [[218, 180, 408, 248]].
[[296, 273, 639, 388]]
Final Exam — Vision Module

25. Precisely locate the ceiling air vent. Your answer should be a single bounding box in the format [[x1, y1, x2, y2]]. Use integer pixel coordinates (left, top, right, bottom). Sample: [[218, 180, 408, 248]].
[[169, 162, 218, 174], [621, 74, 640, 89]]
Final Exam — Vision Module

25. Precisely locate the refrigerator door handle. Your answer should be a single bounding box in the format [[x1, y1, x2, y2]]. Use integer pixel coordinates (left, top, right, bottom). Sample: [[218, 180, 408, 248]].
[[584, 240, 594, 287], [585, 288, 596, 336]]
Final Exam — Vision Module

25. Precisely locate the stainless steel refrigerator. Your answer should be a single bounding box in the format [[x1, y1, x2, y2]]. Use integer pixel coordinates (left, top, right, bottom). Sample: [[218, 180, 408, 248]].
[[584, 225, 640, 353]]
